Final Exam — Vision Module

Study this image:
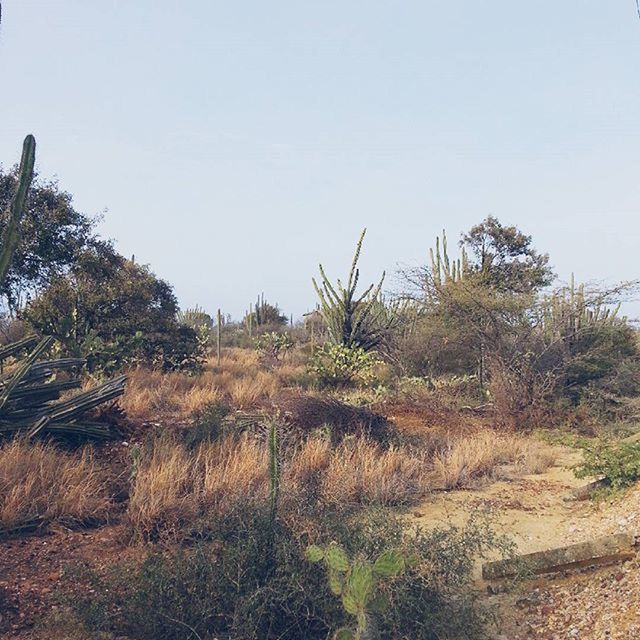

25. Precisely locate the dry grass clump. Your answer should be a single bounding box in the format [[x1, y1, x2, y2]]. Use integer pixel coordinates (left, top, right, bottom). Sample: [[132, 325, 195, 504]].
[[433, 431, 556, 490], [120, 368, 222, 421], [128, 432, 431, 540], [320, 438, 430, 506], [128, 435, 268, 540], [121, 360, 280, 421], [0, 439, 112, 534], [228, 371, 279, 409]]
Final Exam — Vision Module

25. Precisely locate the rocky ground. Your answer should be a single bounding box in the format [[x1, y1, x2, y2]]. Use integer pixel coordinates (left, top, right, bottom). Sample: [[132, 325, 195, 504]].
[[414, 448, 640, 639]]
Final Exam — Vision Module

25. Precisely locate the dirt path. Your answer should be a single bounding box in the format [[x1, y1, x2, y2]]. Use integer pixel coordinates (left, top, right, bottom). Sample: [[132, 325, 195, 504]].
[[410, 446, 640, 639]]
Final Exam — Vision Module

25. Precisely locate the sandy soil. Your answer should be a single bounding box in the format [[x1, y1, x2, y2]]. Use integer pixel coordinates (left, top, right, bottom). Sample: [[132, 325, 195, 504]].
[[411, 447, 640, 639]]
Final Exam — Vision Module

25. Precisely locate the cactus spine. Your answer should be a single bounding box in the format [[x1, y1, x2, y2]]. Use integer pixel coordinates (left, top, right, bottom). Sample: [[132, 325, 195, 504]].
[[0, 135, 36, 286]]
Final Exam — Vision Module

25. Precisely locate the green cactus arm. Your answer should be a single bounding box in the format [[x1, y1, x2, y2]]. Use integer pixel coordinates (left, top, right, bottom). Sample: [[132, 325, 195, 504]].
[[0, 135, 36, 286]]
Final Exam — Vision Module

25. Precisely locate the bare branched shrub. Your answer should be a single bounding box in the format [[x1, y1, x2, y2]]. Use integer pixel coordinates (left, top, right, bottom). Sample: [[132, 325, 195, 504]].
[[0, 439, 112, 534]]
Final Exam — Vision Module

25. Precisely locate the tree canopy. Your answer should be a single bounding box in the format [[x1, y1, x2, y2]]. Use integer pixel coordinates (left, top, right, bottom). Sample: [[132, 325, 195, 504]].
[[0, 168, 97, 312]]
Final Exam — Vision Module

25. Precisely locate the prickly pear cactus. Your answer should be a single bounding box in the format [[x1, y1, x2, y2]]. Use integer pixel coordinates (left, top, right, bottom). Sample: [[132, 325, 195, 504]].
[[305, 543, 406, 640]]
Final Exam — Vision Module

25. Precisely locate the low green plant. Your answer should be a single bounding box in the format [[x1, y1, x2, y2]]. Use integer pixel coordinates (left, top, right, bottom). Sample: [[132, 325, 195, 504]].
[[305, 542, 408, 640], [185, 401, 232, 448], [308, 344, 382, 387], [574, 439, 640, 489], [254, 331, 294, 364], [53, 508, 508, 640]]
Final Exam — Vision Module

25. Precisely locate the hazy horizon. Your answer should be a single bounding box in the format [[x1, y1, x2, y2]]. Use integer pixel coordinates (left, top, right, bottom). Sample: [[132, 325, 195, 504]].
[[1, 1, 639, 320]]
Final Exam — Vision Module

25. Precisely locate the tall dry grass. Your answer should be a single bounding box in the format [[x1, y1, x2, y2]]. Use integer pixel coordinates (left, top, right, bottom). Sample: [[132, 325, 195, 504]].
[[0, 439, 112, 534], [320, 438, 429, 507], [128, 435, 269, 540], [128, 433, 432, 540], [120, 352, 281, 421], [433, 431, 556, 489]]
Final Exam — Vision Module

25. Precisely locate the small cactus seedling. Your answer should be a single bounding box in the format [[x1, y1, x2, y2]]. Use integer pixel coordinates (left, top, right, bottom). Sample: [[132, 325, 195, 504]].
[[305, 542, 407, 640]]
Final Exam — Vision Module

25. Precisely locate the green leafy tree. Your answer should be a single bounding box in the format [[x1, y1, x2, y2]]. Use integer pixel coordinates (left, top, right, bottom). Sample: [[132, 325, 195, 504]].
[[0, 168, 97, 313], [461, 215, 553, 294], [23, 243, 201, 373]]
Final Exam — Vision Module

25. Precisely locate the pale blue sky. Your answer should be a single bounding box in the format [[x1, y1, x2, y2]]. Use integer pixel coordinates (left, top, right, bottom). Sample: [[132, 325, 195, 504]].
[[1, 1, 639, 319]]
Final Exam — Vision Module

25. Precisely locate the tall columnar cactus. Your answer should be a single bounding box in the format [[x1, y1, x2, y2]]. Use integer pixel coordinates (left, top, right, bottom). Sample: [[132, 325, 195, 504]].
[[0, 136, 126, 443], [0, 135, 36, 286], [429, 229, 468, 289], [540, 274, 621, 344], [216, 308, 222, 365], [268, 420, 280, 524], [312, 229, 394, 352]]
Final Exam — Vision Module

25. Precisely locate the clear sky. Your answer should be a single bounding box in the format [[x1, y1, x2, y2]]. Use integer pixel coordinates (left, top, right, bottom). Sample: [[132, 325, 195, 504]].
[[1, 1, 639, 320]]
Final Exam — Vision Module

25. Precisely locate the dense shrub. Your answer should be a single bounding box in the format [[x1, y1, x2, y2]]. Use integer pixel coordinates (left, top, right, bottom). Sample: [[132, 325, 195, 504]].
[[254, 331, 294, 365], [54, 508, 508, 640], [574, 439, 640, 489], [309, 343, 382, 387], [23, 245, 204, 374]]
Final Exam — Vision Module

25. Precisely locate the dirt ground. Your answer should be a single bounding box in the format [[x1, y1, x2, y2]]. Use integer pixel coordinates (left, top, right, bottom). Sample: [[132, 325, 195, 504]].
[[411, 447, 640, 639]]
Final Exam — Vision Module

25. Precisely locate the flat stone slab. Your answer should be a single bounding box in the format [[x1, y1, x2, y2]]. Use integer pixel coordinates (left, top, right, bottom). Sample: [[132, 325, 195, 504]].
[[563, 477, 611, 501], [482, 533, 636, 580]]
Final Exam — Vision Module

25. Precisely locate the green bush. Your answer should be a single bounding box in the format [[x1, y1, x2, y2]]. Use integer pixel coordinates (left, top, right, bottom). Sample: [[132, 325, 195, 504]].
[[254, 331, 294, 364], [184, 401, 232, 448], [53, 508, 507, 640], [23, 245, 205, 374], [308, 344, 382, 387], [574, 439, 640, 489]]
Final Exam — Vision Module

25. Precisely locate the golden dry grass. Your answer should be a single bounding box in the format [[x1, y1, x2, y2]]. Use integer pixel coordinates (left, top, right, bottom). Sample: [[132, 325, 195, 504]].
[[320, 438, 429, 507], [128, 433, 432, 540], [433, 430, 556, 490], [0, 439, 112, 534], [127, 434, 269, 540], [120, 350, 281, 421]]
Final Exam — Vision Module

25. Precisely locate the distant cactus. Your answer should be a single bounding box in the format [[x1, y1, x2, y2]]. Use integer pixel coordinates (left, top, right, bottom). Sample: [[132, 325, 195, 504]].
[[0, 135, 36, 286], [541, 274, 622, 343], [429, 229, 468, 289], [216, 308, 222, 365], [312, 229, 396, 352]]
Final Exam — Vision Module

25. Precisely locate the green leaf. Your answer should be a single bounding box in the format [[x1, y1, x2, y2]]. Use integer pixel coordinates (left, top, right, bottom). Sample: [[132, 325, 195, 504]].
[[326, 544, 350, 573], [373, 550, 405, 577], [334, 628, 356, 640], [305, 545, 325, 563]]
